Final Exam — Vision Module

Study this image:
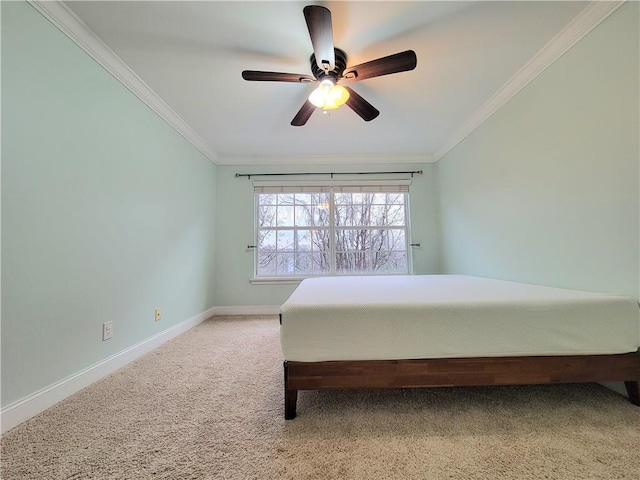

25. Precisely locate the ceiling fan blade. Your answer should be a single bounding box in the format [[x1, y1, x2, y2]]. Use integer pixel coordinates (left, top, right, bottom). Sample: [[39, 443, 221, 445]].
[[242, 71, 315, 83], [342, 50, 417, 82], [291, 100, 316, 126], [344, 87, 379, 122], [303, 5, 335, 72]]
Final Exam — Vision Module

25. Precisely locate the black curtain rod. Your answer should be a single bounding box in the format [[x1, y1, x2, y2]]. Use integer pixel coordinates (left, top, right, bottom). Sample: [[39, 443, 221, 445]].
[[235, 170, 423, 179]]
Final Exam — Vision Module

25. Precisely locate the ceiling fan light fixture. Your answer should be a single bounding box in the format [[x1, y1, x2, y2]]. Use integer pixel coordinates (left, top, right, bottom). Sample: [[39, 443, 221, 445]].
[[242, 5, 417, 125], [308, 79, 349, 110]]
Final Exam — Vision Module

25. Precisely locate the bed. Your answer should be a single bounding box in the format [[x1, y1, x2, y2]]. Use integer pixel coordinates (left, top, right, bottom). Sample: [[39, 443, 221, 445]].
[[279, 275, 640, 419]]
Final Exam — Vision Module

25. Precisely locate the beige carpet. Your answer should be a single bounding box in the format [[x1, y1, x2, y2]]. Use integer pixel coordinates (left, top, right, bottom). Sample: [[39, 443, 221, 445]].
[[2, 315, 639, 479]]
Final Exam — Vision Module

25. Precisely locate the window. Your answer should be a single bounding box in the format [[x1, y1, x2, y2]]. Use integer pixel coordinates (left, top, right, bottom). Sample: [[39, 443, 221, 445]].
[[254, 183, 410, 277]]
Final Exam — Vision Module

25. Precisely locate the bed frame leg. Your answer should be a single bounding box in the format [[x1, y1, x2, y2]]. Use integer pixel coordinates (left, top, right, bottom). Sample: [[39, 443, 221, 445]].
[[284, 361, 297, 419], [624, 381, 640, 406]]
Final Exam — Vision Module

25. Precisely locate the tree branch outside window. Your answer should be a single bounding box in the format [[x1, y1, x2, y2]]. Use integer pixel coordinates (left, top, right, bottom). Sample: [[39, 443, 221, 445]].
[[256, 189, 409, 277]]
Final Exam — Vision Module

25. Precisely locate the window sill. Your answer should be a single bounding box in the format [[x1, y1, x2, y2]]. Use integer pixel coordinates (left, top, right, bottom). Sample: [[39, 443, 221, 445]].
[[250, 272, 412, 285], [249, 277, 305, 285]]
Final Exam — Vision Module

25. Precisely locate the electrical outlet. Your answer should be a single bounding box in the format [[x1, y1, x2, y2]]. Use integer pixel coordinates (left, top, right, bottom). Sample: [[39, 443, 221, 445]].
[[155, 308, 161, 322], [102, 321, 113, 341]]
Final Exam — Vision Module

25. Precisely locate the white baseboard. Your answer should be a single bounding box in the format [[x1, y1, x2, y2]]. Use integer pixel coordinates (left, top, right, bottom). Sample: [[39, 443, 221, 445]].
[[1, 306, 215, 435], [600, 382, 630, 399], [212, 305, 281, 316]]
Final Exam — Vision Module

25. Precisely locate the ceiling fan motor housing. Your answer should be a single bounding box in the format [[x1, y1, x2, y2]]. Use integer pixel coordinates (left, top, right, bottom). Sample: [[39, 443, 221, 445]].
[[310, 48, 348, 81]]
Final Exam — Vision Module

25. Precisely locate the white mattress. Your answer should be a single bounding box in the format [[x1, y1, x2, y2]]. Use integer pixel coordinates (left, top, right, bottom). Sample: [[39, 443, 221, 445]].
[[279, 275, 640, 362]]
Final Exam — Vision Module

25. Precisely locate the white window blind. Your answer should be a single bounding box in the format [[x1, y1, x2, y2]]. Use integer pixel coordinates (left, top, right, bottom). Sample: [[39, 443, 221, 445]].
[[253, 179, 410, 194]]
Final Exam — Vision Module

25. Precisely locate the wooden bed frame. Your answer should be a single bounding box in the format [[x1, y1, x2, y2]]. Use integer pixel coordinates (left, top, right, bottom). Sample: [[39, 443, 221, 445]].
[[283, 350, 640, 419]]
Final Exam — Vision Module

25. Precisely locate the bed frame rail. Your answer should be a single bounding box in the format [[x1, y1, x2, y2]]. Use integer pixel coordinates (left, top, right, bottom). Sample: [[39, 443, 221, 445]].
[[283, 351, 640, 419]]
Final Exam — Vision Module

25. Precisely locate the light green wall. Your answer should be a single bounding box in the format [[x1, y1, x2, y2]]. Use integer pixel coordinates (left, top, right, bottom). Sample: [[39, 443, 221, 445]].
[[1, 2, 217, 407], [214, 162, 440, 307], [4, 0, 636, 411], [437, 2, 639, 299]]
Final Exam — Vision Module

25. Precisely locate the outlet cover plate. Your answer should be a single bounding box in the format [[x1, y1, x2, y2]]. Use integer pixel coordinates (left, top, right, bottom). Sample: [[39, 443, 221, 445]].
[[102, 321, 113, 341]]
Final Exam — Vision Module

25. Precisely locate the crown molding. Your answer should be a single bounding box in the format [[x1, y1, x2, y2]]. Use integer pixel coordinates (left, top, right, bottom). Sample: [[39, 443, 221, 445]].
[[27, 1, 624, 166], [28, 0, 219, 164], [217, 154, 436, 166], [433, 0, 626, 162]]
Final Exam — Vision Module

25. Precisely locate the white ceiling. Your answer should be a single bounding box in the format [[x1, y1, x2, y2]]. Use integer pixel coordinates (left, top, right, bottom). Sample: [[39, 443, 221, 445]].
[[59, 1, 593, 164]]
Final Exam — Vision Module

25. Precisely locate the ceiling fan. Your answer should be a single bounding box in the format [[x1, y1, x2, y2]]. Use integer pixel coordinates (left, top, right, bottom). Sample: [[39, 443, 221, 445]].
[[241, 5, 417, 126]]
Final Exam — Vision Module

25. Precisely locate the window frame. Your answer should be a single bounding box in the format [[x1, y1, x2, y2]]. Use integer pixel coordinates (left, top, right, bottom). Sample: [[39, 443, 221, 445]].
[[252, 183, 413, 281]]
